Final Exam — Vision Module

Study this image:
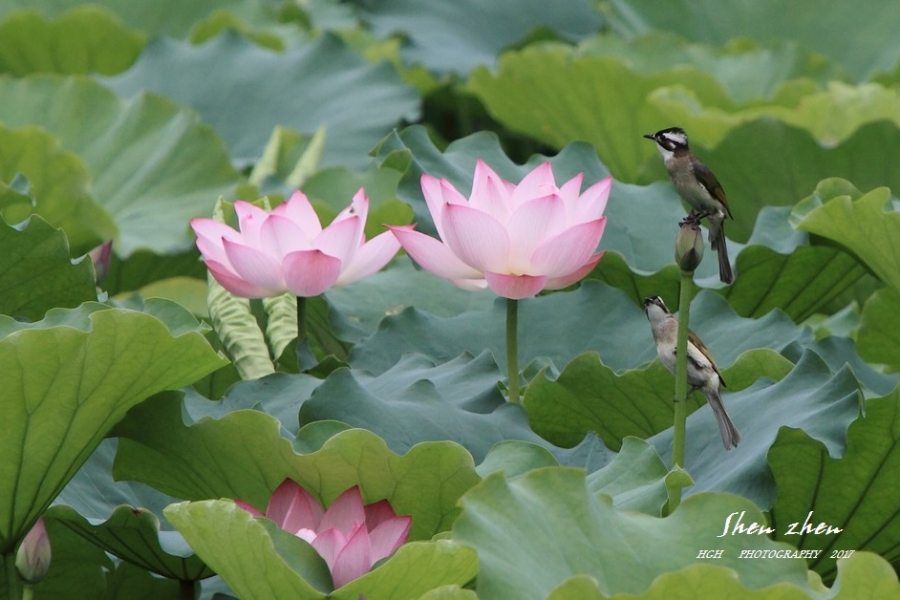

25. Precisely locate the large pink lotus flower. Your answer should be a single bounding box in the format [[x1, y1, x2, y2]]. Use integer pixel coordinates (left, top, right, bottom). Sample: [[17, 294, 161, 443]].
[[237, 480, 411, 589], [191, 189, 400, 298], [389, 160, 610, 299]]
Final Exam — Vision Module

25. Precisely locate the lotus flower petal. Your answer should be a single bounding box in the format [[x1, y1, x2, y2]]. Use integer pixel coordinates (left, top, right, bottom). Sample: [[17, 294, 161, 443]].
[[530, 217, 607, 277], [505, 194, 566, 272], [222, 238, 285, 292], [388, 225, 483, 280], [441, 203, 510, 273], [484, 272, 548, 299], [330, 523, 372, 589], [545, 252, 605, 290], [319, 486, 367, 535], [368, 515, 412, 563], [315, 214, 362, 265], [282, 249, 343, 297], [336, 230, 402, 286], [273, 191, 322, 238], [266, 479, 323, 534], [470, 159, 512, 220]]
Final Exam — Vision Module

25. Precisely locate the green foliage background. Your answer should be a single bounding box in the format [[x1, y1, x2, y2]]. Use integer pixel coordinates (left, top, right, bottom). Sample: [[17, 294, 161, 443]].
[[2, 0, 900, 598]]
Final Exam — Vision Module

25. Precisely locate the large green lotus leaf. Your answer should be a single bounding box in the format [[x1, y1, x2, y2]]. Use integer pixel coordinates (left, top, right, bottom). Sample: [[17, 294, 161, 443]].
[[857, 288, 900, 371], [360, 0, 600, 75], [102, 248, 207, 296], [104, 32, 420, 168], [476, 440, 559, 480], [547, 564, 811, 599], [650, 351, 861, 508], [781, 336, 899, 399], [0, 302, 226, 554], [580, 32, 850, 104], [46, 439, 213, 581], [769, 391, 900, 582], [299, 352, 560, 463], [607, 0, 900, 80], [585, 437, 688, 516], [113, 398, 480, 541], [167, 500, 330, 598], [524, 348, 792, 450], [0, 215, 96, 320], [465, 46, 734, 182], [653, 82, 900, 149], [166, 499, 478, 599], [794, 185, 900, 294], [0, 125, 115, 253], [350, 284, 811, 378], [0, 7, 144, 76], [0, 75, 242, 257], [325, 259, 495, 343], [0, 0, 279, 39], [452, 469, 812, 599], [720, 207, 866, 320]]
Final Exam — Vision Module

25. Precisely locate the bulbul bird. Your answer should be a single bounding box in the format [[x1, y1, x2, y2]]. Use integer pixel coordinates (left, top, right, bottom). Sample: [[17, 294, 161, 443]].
[[643, 127, 734, 284], [643, 296, 741, 450]]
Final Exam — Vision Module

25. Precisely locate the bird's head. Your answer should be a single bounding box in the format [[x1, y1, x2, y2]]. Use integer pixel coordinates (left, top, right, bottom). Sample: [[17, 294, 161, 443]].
[[643, 127, 690, 153], [643, 295, 671, 323]]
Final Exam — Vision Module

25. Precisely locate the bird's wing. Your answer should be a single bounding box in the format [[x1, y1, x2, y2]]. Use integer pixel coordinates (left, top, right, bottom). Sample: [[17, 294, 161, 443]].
[[688, 329, 727, 388], [692, 159, 733, 219]]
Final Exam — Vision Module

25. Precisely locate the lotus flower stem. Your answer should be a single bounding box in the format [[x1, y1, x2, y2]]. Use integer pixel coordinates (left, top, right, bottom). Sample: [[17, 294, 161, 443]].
[[295, 295, 316, 371], [506, 298, 520, 403], [669, 270, 693, 512]]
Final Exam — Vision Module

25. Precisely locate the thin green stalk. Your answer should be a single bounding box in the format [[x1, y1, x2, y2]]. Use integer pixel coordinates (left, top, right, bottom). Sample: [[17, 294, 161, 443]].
[[179, 579, 196, 600], [506, 298, 520, 403], [670, 270, 694, 512], [295, 295, 316, 371], [3, 553, 24, 599]]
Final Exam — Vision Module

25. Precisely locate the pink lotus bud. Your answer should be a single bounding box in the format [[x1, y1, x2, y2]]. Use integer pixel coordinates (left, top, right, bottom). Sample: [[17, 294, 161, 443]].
[[16, 517, 51, 584]]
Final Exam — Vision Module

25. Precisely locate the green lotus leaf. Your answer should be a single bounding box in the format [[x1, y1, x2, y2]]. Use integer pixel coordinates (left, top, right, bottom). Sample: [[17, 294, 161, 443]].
[[547, 564, 811, 599], [0, 125, 115, 254], [0, 75, 242, 257], [452, 468, 812, 599], [0, 214, 96, 320], [0, 7, 144, 76], [0, 0, 281, 39], [476, 441, 559, 479], [47, 439, 212, 581], [325, 259, 495, 343], [606, 0, 900, 80], [361, 0, 600, 75], [300, 352, 554, 463], [781, 336, 898, 399], [580, 32, 850, 104], [0, 302, 226, 553], [720, 207, 866, 320], [857, 288, 900, 371], [585, 437, 686, 516], [113, 397, 480, 541], [466, 46, 732, 182], [794, 185, 900, 294], [104, 32, 420, 168], [769, 391, 900, 582]]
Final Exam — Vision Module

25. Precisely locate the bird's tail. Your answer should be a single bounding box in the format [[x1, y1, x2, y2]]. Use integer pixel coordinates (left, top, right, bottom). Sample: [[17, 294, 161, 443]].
[[708, 219, 734, 284], [704, 388, 741, 450]]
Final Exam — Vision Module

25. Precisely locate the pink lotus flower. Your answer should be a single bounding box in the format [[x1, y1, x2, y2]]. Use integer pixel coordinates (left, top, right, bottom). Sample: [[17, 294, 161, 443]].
[[237, 480, 411, 589], [389, 160, 610, 299], [191, 190, 400, 298]]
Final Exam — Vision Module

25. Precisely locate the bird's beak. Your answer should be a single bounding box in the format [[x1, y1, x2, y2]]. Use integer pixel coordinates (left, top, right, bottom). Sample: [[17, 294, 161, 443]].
[[642, 133, 655, 140]]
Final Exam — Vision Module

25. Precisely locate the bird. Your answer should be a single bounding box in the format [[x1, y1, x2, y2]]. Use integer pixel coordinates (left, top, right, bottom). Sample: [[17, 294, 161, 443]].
[[643, 295, 741, 450], [643, 127, 734, 284]]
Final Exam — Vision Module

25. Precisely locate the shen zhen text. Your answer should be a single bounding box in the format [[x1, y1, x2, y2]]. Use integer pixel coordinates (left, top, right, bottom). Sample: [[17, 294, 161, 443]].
[[717, 511, 843, 538]]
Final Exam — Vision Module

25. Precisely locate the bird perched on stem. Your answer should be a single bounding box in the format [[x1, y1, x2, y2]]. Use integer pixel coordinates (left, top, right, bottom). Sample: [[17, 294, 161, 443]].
[[643, 127, 734, 284], [643, 296, 741, 450]]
